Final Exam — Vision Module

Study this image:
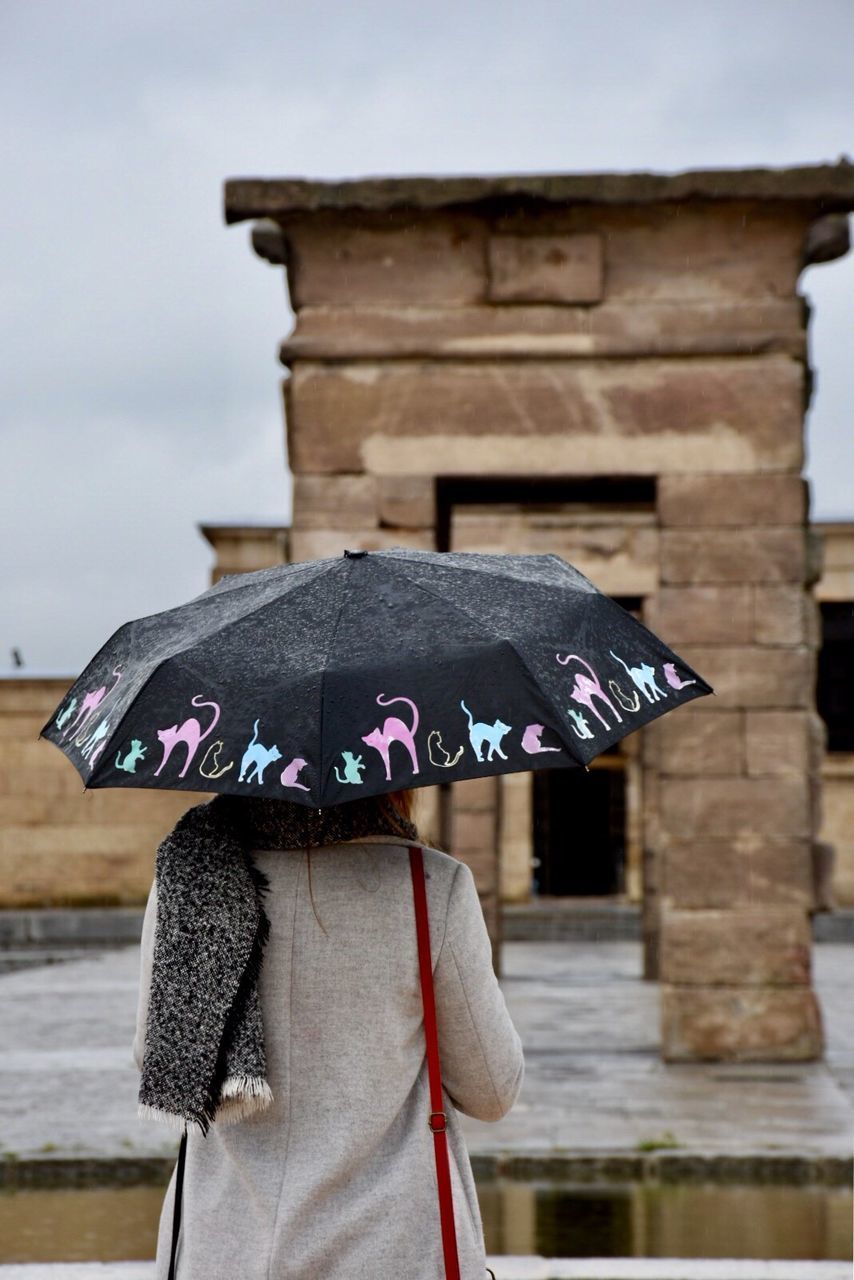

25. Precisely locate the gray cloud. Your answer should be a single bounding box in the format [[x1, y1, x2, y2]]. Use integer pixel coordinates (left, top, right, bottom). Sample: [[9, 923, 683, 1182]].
[[2, 0, 852, 671]]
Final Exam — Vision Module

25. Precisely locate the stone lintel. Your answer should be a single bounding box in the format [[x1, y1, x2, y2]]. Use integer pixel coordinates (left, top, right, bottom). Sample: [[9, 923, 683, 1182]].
[[279, 302, 805, 363]]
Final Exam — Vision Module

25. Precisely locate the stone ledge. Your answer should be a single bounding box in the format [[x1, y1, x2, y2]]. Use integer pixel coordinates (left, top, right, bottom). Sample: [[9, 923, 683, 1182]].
[[224, 162, 854, 222]]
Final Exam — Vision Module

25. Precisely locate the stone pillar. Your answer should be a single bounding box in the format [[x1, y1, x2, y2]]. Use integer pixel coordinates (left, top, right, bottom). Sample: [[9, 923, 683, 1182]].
[[647, 476, 824, 1058], [226, 165, 854, 1056]]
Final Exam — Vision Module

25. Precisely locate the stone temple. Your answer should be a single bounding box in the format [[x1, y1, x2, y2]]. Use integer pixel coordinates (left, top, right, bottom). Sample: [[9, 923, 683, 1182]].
[[5, 162, 854, 1064]]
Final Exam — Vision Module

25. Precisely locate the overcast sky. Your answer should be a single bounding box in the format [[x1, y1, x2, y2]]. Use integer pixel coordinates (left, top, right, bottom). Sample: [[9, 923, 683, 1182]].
[[2, 0, 852, 674]]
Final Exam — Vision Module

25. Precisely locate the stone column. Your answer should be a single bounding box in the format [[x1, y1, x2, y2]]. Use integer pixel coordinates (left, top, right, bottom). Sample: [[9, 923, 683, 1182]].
[[648, 475, 824, 1058]]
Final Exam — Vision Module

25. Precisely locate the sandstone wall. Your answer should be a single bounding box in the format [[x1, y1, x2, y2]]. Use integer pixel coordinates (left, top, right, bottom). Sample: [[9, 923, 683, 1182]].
[[0, 678, 206, 907]]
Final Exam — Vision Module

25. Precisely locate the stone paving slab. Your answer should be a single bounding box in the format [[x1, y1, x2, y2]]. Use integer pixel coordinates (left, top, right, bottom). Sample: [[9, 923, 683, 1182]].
[[0, 942, 851, 1170], [0, 1259, 850, 1279]]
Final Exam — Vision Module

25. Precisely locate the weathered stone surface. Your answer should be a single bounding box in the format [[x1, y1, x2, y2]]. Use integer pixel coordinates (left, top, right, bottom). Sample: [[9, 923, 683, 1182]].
[[645, 709, 744, 776], [661, 985, 823, 1061], [0, 678, 72, 715], [280, 300, 806, 361], [452, 776, 499, 811], [288, 526, 434, 562], [292, 473, 379, 530], [487, 233, 603, 303], [659, 776, 810, 839], [753, 585, 817, 645], [287, 357, 804, 476], [226, 163, 854, 223], [199, 524, 288, 581], [821, 755, 854, 907], [660, 528, 808, 584], [645, 587, 753, 644], [814, 521, 854, 601], [673, 645, 815, 708], [451, 510, 658, 596], [377, 475, 436, 528], [283, 214, 487, 307], [657, 474, 808, 527], [661, 836, 813, 911], [660, 908, 812, 985], [746, 711, 813, 776]]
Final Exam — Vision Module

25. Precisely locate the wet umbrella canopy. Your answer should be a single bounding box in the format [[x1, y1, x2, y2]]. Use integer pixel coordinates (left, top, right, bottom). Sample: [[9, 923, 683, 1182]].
[[42, 548, 712, 806]]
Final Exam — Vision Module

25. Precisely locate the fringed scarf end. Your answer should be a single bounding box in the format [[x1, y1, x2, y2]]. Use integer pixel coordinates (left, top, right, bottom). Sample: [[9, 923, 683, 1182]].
[[215, 1075, 274, 1125]]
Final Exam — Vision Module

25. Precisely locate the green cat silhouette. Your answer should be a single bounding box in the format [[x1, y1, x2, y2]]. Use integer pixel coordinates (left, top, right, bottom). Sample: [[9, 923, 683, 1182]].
[[334, 751, 366, 785], [116, 740, 147, 774]]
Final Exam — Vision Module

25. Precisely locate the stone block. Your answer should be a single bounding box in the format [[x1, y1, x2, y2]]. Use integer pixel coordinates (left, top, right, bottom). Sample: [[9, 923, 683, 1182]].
[[673, 646, 815, 708], [284, 214, 488, 307], [0, 712, 46, 741], [659, 776, 810, 839], [377, 475, 436, 528], [487, 233, 603, 303], [0, 847, 154, 908], [280, 300, 805, 361], [661, 985, 823, 1061], [451, 511, 659, 596], [745, 711, 812, 776], [286, 356, 804, 476], [289, 527, 434, 563], [660, 528, 808, 585], [452, 775, 499, 812], [657, 475, 808, 527], [646, 709, 744, 776], [661, 836, 813, 911], [292, 474, 378, 529], [660, 908, 812, 985], [753, 586, 815, 645], [645, 587, 753, 645], [0, 679, 73, 715]]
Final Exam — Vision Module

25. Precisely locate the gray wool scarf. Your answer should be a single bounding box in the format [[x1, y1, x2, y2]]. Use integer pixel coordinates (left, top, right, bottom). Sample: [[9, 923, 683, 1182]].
[[138, 794, 417, 1132]]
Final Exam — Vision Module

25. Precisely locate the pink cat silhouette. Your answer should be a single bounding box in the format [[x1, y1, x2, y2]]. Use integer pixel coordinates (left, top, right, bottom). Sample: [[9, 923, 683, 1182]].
[[664, 662, 697, 690], [280, 756, 310, 791], [64, 669, 122, 741], [154, 696, 220, 778], [521, 723, 561, 754], [362, 694, 420, 781], [556, 654, 622, 731]]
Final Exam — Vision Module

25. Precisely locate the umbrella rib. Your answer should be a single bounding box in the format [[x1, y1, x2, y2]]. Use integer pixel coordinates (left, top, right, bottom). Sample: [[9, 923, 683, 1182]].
[[318, 559, 356, 804], [383, 561, 500, 641]]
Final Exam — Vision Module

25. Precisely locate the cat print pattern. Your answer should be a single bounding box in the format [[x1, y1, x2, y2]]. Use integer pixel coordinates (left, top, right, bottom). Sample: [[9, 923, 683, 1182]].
[[427, 730, 464, 768], [239, 720, 282, 784], [199, 740, 234, 779], [55, 697, 78, 732], [362, 695, 420, 781], [609, 651, 667, 703], [521, 724, 561, 755], [335, 752, 366, 785], [63, 669, 122, 742], [461, 702, 512, 762], [116, 740, 147, 774], [663, 662, 697, 690], [154, 696, 221, 778], [280, 757, 310, 791], [556, 654, 622, 731]]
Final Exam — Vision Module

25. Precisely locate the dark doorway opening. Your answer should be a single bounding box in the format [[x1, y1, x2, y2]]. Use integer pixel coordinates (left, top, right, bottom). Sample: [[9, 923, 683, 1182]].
[[533, 762, 626, 896]]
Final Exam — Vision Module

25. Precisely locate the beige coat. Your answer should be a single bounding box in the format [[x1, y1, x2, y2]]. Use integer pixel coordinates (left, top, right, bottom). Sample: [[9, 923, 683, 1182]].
[[135, 838, 524, 1279]]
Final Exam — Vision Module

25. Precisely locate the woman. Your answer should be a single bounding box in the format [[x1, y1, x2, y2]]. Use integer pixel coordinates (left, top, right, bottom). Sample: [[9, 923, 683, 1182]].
[[135, 790, 524, 1279]]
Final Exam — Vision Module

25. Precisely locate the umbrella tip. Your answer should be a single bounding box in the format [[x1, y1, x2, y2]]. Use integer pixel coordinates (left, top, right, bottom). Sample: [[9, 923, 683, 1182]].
[[343, 549, 368, 559]]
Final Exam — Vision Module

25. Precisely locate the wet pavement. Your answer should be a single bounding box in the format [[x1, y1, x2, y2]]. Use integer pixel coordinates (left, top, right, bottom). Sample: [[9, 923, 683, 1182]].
[[0, 940, 851, 1170]]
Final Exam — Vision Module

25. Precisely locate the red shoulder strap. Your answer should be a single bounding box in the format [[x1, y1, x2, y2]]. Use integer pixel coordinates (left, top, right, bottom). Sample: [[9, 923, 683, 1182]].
[[409, 846, 461, 1280]]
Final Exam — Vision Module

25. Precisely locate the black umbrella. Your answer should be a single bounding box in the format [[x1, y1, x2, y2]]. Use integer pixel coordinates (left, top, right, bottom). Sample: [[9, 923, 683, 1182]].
[[42, 548, 712, 806]]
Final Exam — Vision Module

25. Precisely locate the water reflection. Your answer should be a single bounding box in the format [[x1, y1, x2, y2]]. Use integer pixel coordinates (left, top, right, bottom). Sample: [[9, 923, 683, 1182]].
[[0, 1179, 851, 1263]]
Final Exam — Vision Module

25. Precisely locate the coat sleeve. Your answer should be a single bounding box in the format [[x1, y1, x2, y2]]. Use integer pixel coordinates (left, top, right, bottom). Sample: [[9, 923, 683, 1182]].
[[132, 879, 158, 1071], [432, 861, 524, 1123]]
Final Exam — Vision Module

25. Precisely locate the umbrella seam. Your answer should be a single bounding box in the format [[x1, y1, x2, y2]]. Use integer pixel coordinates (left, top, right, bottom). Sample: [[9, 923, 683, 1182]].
[[318, 558, 355, 804]]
